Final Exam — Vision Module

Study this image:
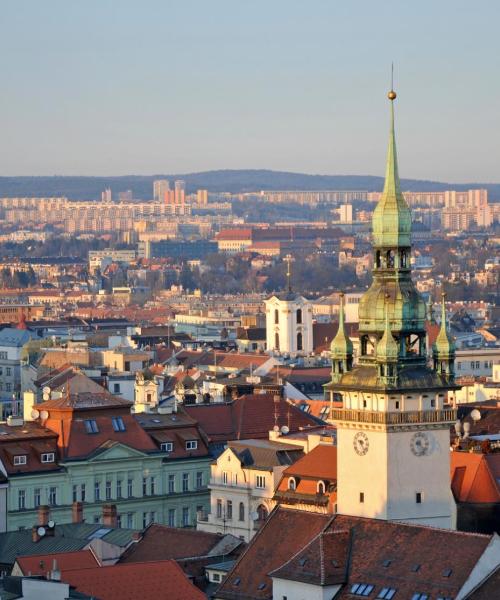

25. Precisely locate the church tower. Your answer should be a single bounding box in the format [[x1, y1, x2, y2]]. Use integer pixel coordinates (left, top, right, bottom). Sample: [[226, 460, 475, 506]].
[[327, 87, 459, 529]]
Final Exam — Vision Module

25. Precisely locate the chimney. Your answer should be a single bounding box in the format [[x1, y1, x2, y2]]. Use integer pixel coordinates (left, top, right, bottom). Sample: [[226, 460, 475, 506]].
[[72, 501, 84, 524], [102, 504, 118, 528], [38, 505, 50, 526], [50, 559, 61, 582]]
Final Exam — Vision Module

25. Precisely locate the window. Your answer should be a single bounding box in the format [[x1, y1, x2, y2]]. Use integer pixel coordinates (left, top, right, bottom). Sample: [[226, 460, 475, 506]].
[[416, 492, 422, 504], [182, 507, 190, 527], [395, 400, 400, 409], [117, 515, 122, 529], [127, 513, 134, 528], [168, 509, 176, 527], [18, 489, 26, 510], [297, 332, 303, 351], [34, 488, 41, 508], [127, 478, 133, 497], [288, 477, 296, 491], [113, 383, 121, 394], [182, 473, 189, 492], [72, 484, 78, 502], [150, 511, 156, 524], [41, 453, 55, 463], [112, 416, 126, 432], [81, 483, 86, 502], [95, 481, 101, 501], [274, 309, 279, 324], [222, 471, 229, 485], [430, 398, 435, 408], [84, 419, 99, 434], [6, 383, 11, 392], [475, 361, 480, 369], [296, 308, 302, 324], [411, 594, 428, 600], [239, 502, 245, 521], [116, 480, 122, 498], [186, 440, 198, 450], [161, 442, 173, 452], [196, 472, 203, 489], [227, 500, 233, 520], [274, 332, 280, 351], [217, 499, 222, 518], [93, 515, 100, 524], [213, 573, 221, 582], [378, 589, 397, 599], [106, 480, 112, 500], [317, 481, 326, 495], [142, 512, 148, 528], [351, 584, 374, 596], [360, 492, 365, 503], [142, 477, 147, 495], [168, 474, 175, 493], [150, 476, 156, 495], [0, 351, 7, 359], [13, 455, 27, 466], [256, 475, 266, 489], [49, 487, 57, 506], [6, 367, 11, 376]]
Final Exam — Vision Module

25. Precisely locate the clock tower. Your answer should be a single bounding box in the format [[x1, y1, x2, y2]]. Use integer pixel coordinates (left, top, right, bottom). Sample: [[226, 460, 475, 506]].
[[326, 88, 459, 529]]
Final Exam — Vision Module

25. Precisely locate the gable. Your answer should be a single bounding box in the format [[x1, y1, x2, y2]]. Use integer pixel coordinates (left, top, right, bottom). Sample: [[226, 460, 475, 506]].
[[85, 442, 153, 462]]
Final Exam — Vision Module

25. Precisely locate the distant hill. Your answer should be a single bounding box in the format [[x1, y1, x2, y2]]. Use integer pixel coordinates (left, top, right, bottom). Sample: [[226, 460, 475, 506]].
[[0, 170, 499, 200]]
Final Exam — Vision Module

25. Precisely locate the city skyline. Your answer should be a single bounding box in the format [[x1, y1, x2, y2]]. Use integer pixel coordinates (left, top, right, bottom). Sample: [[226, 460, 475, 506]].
[[1, 1, 500, 181]]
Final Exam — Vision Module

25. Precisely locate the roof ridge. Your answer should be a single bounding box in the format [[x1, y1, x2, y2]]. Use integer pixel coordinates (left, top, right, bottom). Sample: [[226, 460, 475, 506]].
[[319, 531, 325, 585]]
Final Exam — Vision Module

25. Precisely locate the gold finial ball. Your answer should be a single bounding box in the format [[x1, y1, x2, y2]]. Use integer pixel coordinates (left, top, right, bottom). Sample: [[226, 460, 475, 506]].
[[388, 90, 397, 101]]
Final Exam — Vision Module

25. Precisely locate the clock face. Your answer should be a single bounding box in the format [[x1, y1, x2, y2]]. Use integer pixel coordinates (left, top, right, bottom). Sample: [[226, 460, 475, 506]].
[[353, 432, 369, 456], [410, 432, 431, 456]]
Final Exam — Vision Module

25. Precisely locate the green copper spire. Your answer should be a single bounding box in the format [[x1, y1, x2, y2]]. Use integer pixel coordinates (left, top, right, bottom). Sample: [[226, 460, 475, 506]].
[[376, 299, 399, 362], [330, 293, 353, 358], [372, 90, 412, 248], [434, 293, 455, 357]]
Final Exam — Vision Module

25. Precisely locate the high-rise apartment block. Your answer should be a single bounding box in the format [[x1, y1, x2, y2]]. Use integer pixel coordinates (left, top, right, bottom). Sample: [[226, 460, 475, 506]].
[[339, 204, 353, 223], [153, 179, 170, 202], [197, 189, 208, 205], [101, 188, 112, 203]]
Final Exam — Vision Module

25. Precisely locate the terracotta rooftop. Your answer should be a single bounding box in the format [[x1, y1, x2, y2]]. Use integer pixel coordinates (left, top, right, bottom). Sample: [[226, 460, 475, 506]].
[[282, 443, 337, 480], [62, 559, 205, 600], [15, 549, 100, 576], [451, 451, 500, 504]]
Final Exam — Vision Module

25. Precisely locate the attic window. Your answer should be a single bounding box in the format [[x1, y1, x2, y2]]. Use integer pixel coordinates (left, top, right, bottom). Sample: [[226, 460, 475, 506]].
[[377, 589, 396, 600], [84, 419, 99, 434], [317, 481, 326, 495], [112, 416, 126, 432], [411, 564, 421, 572], [299, 558, 307, 567], [186, 440, 198, 450], [233, 578, 241, 586], [258, 583, 266, 590], [351, 583, 374, 596], [13, 455, 27, 466], [41, 453, 55, 463], [288, 477, 297, 491], [442, 568, 453, 578], [161, 442, 173, 452], [411, 594, 428, 600], [382, 559, 392, 567]]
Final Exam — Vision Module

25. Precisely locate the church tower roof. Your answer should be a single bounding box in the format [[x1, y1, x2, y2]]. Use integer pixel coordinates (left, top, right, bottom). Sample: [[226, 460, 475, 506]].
[[376, 300, 399, 362], [434, 292, 455, 357], [372, 89, 412, 249], [330, 293, 353, 358]]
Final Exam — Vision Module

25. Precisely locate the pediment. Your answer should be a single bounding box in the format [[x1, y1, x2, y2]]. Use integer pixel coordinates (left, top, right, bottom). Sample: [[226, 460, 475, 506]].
[[87, 441, 150, 461]]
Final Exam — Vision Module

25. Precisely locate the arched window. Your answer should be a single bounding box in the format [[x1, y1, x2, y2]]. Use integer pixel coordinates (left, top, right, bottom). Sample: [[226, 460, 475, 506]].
[[387, 250, 395, 268], [401, 250, 407, 268], [297, 332, 303, 351], [257, 504, 268, 522], [288, 477, 296, 491], [239, 502, 245, 522], [274, 309, 279, 324], [317, 481, 326, 495], [376, 250, 381, 268], [275, 332, 280, 351], [296, 308, 302, 324]]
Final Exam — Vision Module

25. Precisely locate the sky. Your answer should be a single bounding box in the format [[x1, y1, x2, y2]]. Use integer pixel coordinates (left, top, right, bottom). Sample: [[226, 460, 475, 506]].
[[1, 0, 499, 182]]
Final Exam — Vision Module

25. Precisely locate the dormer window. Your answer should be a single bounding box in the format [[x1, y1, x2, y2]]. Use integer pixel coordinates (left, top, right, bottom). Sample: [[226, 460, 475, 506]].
[[112, 416, 126, 432], [317, 480, 326, 495], [41, 453, 55, 463], [14, 455, 27, 466], [186, 440, 198, 451], [288, 477, 297, 491], [161, 442, 173, 452], [84, 419, 99, 434]]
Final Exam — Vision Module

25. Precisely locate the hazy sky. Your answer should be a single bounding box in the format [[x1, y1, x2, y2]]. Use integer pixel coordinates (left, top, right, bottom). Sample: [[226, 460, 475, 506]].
[[1, 1, 499, 182]]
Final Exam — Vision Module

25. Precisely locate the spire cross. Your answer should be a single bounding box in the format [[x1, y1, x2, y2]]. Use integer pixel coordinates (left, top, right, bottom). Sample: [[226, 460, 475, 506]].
[[284, 254, 293, 292]]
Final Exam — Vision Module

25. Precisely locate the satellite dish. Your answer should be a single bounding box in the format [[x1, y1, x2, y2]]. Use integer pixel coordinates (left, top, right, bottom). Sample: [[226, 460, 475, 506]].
[[280, 425, 290, 435], [37, 526, 46, 537], [42, 386, 51, 395], [273, 425, 280, 432], [250, 511, 259, 521], [42, 393, 50, 401], [31, 409, 40, 420], [47, 520, 55, 529], [40, 410, 49, 421], [470, 409, 481, 422]]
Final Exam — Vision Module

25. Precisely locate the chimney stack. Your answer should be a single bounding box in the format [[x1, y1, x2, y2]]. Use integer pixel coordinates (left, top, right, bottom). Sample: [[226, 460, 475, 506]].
[[38, 505, 50, 526], [72, 501, 84, 524], [102, 504, 118, 528], [50, 559, 61, 582]]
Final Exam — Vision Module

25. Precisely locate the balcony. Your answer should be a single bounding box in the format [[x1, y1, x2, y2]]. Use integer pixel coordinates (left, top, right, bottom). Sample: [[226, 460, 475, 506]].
[[329, 407, 457, 426]]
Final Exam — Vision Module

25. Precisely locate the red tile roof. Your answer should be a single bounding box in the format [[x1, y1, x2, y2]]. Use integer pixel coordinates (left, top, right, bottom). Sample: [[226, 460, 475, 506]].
[[451, 451, 500, 504], [15, 549, 100, 576], [282, 444, 337, 480], [183, 394, 320, 443], [62, 559, 205, 600], [119, 524, 239, 563]]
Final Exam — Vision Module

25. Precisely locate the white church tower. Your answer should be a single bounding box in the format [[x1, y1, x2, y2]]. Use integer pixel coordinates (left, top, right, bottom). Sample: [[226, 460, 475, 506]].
[[326, 87, 458, 530], [264, 255, 313, 356]]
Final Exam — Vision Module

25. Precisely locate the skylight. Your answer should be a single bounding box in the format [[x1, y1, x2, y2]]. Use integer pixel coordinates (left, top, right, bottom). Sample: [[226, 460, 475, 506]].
[[87, 527, 111, 540], [351, 583, 374, 596], [411, 594, 428, 600], [378, 588, 397, 599], [112, 416, 126, 432], [84, 419, 99, 434]]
